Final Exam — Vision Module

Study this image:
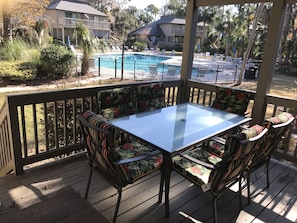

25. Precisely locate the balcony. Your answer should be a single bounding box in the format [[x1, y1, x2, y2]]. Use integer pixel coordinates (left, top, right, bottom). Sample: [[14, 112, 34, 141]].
[[0, 79, 296, 222], [60, 17, 110, 31], [1, 0, 297, 221]]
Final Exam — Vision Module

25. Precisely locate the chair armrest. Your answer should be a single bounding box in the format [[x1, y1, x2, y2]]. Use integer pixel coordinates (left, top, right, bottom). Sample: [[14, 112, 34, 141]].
[[211, 136, 226, 145], [181, 153, 216, 170], [203, 145, 224, 158], [115, 150, 161, 165]]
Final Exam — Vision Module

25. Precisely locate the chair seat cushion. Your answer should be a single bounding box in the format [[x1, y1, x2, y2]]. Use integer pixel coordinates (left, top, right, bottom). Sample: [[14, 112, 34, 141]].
[[172, 147, 222, 186], [116, 141, 163, 183]]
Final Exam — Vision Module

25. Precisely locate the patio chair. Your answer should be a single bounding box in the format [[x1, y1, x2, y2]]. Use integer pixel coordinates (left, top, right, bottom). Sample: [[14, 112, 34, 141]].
[[166, 66, 177, 80], [137, 83, 167, 112], [149, 65, 158, 79], [246, 112, 295, 204], [98, 87, 136, 119], [171, 125, 268, 223], [78, 111, 164, 223]]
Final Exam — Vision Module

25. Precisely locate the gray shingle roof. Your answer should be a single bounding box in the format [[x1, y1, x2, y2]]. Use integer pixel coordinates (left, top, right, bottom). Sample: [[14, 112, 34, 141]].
[[129, 15, 206, 37], [130, 20, 164, 36], [129, 15, 184, 36], [47, 0, 107, 16], [157, 15, 186, 25]]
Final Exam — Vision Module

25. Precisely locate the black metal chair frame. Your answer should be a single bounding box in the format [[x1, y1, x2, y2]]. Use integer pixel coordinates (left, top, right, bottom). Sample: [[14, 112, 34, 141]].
[[172, 128, 268, 223], [246, 116, 295, 204], [78, 114, 164, 223]]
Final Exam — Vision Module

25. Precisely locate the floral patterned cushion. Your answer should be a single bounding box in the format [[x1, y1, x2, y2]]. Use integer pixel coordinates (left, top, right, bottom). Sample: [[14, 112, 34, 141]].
[[172, 147, 222, 186], [212, 87, 251, 116], [137, 83, 167, 112], [98, 87, 136, 119], [81, 111, 162, 185], [115, 140, 163, 183]]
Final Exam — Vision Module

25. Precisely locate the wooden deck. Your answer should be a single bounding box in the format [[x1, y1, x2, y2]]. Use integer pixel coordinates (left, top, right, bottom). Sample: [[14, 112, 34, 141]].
[[0, 155, 296, 223]]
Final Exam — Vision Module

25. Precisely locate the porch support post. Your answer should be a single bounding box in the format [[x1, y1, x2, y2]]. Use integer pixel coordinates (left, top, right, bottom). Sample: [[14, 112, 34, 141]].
[[251, 0, 287, 124], [180, 0, 199, 103]]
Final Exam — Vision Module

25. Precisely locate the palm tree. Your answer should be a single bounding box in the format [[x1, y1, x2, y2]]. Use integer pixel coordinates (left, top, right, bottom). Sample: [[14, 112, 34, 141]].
[[74, 21, 107, 76], [35, 17, 51, 46], [235, 3, 265, 85]]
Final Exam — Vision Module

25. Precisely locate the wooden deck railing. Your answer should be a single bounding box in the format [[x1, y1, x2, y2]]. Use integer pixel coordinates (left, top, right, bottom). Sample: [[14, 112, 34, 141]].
[[0, 80, 182, 175], [0, 79, 296, 176], [0, 102, 14, 176]]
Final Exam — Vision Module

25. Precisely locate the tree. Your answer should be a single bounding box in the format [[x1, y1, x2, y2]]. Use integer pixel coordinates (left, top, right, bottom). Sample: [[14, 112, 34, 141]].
[[235, 3, 265, 85], [1, 0, 49, 40], [280, 4, 297, 70], [75, 21, 107, 76], [114, 7, 139, 40], [145, 4, 159, 21], [162, 0, 186, 17], [198, 6, 216, 51], [35, 17, 51, 46]]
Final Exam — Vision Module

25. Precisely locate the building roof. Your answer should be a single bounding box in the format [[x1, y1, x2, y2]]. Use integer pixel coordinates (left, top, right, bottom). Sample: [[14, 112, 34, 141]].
[[129, 15, 206, 37], [130, 20, 164, 36], [157, 15, 186, 25], [47, 0, 107, 17]]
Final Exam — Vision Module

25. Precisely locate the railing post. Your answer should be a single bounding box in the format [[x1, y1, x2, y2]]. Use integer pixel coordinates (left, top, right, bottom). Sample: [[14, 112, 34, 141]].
[[76, 54, 78, 74], [98, 57, 100, 77], [7, 98, 24, 175], [234, 64, 238, 83], [215, 65, 219, 84], [134, 60, 136, 79], [121, 44, 124, 80], [115, 58, 117, 79], [162, 63, 165, 80]]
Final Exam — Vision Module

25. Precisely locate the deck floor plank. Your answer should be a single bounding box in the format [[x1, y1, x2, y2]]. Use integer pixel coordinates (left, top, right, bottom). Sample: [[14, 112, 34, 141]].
[[0, 156, 296, 223]]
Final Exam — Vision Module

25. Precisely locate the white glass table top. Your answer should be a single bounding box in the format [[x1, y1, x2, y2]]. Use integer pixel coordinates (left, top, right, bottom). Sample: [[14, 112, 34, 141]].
[[109, 103, 251, 154]]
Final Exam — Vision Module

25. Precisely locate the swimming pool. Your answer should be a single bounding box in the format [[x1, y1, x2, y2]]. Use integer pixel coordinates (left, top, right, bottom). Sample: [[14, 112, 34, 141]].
[[95, 53, 238, 83], [96, 53, 171, 73]]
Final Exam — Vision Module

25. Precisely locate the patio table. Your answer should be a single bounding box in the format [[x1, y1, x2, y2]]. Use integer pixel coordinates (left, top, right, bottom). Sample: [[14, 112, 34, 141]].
[[108, 102, 251, 217]]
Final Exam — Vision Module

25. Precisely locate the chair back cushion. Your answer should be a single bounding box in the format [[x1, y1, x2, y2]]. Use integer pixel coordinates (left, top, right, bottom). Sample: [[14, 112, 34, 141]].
[[212, 87, 251, 115], [98, 87, 135, 119], [137, 83, 167, 112], [79, 111, 120, 176]]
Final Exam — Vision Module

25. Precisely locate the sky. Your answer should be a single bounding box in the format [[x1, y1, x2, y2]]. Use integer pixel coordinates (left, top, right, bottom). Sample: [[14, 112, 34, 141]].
[[127, 0, 166, 10]]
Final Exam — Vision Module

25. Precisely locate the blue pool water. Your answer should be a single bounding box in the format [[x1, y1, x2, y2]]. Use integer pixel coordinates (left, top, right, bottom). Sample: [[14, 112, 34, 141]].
[[96, 53, 170, 72]]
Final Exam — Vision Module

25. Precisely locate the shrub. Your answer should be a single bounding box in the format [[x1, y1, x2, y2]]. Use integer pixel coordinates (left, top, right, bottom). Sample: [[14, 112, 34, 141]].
[[133, 41, 147, 52], [0, 37, 31, 61], [38, 44, 75, 78], [0, 60, 37, 81]]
